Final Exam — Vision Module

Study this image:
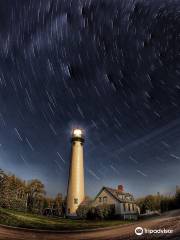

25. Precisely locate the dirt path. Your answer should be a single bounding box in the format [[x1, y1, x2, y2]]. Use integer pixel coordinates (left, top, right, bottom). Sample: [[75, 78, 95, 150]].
[[0, 214, 180, 240]]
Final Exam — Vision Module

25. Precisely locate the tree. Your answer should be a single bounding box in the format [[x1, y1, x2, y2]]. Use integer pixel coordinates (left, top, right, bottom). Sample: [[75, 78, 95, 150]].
[[0, 169, 66, 215], [26, 179, 45, 212], [54, 193, 63, 216], [0, 169, 8, 207], [175, 187, 180, 209], [0, 171, 27, 210], [137, 195, 159, 214]]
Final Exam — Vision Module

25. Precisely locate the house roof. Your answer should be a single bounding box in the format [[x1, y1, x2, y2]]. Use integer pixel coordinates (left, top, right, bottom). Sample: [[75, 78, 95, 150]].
[[94, 186, 135, 203]]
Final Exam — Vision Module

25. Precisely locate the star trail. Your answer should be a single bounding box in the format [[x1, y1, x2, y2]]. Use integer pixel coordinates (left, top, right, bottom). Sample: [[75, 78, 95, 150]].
[[0, 0, 180, 197]]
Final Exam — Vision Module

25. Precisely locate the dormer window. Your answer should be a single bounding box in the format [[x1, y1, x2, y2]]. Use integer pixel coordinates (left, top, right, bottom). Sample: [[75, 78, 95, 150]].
[[103, 196, 107, 203]]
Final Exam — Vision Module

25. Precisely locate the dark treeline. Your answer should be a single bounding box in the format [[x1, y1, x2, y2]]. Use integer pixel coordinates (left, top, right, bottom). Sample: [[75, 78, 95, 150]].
[[1, 169, 180, 217], [0, 169, 66, 216], [136, 188, 180, 214]]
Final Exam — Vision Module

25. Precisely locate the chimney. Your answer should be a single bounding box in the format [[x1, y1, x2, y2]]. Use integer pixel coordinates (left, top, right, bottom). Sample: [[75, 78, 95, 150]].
[[118, 185, 124, 192]]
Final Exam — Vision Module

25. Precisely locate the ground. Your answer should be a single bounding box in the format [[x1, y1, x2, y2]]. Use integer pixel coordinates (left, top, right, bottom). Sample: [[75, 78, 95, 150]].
[[0, 209, 180, 240], [0, 208, 130, 230]]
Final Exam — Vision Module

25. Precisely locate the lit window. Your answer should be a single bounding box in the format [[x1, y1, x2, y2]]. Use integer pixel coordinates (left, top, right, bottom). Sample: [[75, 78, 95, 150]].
[[74, 198, 78, 204]]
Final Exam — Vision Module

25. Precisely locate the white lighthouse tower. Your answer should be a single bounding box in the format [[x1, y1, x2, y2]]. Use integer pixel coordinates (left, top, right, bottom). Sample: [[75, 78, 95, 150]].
[[66, 129, 85, 217]]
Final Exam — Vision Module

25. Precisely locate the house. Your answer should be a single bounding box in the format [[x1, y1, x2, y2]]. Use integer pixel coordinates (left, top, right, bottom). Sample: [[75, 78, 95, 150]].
[[93, 185, 139, 220]]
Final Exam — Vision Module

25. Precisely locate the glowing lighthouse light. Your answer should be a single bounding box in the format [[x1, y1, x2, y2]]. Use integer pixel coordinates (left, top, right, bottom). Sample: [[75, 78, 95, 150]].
[[73, 129, 82, 137]]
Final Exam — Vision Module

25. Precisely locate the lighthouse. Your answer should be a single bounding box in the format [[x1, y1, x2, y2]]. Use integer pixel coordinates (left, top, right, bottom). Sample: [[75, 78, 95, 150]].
[[66, 129, 85, 216]]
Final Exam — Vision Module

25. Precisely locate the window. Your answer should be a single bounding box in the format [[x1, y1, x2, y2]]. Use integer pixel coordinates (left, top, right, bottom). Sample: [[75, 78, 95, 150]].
[[123, 203, 126, 212], [99, 197, 102, 203], [128, 204, 131, 211], [118, 194, 122, 199], [74, 198, 78, 204], [127, 204, 129, 211], [103, 196, 107, 203], [68, 208, 70, 214]]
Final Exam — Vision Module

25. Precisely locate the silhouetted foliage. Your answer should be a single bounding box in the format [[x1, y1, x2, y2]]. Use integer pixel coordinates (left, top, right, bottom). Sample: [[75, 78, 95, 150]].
[[0, 169, 64, 216], [136, 190, 180, 214], [76, 205, 91, 219], [77, 204, 115, 220], [160, 197, 176, 213], [175, 187, 180, 209]]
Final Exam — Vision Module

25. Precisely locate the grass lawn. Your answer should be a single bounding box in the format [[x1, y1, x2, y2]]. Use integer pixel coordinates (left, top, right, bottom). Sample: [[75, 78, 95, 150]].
[[0, 208, 132, 231]]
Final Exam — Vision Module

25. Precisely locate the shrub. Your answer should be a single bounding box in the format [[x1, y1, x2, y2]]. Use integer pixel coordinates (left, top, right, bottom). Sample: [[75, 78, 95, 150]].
[[95, 204, 115, 220], [77, 204, 115, 220], [87, 206, 97, 220], [76, 205, 91, 219]]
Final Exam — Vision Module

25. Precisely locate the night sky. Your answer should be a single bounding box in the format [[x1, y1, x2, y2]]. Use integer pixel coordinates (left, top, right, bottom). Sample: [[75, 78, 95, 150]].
[[0, 0, 180, 198]]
